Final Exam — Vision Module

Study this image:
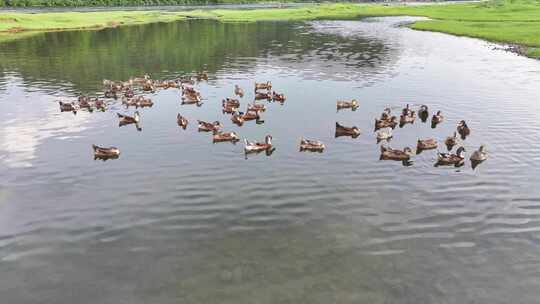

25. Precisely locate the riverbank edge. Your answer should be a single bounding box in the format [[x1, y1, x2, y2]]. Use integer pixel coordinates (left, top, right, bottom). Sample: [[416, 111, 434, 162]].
[[0, 3, 539, 58]]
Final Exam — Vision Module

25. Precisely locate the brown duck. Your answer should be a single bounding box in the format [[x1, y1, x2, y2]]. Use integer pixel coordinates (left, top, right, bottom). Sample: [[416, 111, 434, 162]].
[[272, 91, 286, 102], [177, 114, 188, 130], [375, 116, 398, 131], [380, 145, 413, 161], [92, 144, 120, 160], [335, 122, 361, 138], [435, 147, 466, 167], [213, 131, 240, 143], [299, 138, 325, 152], [254, 81, 272, 92], [234, 85, 244, 97], [197, 120, 223, 132], [336, 99, 358, 111]]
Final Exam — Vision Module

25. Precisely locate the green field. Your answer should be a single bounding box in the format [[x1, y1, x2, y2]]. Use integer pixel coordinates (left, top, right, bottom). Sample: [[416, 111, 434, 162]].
[[1, 1, 540, 58]]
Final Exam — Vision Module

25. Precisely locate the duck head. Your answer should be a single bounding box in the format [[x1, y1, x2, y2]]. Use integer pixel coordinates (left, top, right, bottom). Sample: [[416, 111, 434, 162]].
[[351, 100, 358, 107], [456, 146, 466, 157], [403, 147, 413, 156], [265, 135, 273, 145], [458, 120, 468, 128], [134, 111, 140, 123]]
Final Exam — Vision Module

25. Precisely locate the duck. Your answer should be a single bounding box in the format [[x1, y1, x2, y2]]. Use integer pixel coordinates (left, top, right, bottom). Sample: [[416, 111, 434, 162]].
[[380, 145, 413, 161], [399, 111, 416, 126], [177, 113, 188, 130], [131, 74, 151, 85], [374, 116, 398, 131], [234, 85, 244, 97], [444, 132, 458, 150], [117, 111, 140, 125], [197, 120, 223, 132], [255, 92, 272, 100], [336, 99, 358, 111], [254, 81, 272, 92], [223, 98, 240, 108], [418, 105, 429, 122], [431, 111, 444, 125], [196, 72, 209, 82], [299, 138, 325, 152], [122, 96, 138, 108], [401, 104, 412, 116], [380, 108, 392, 121], [241, 109, 260, 121], [92, 144, 120, 159], [77, 96, 93, 110], [222, 104, 238, 114], [133, 96, 153, 108], [416, 138, 438, 151], [272, 92, 286, 102], [335, 122, 361, 138], [231, 111, 245, 126], [470, 145, 487, 162], [247, 102, 266, 112], [457, 120, 471, 139], [435, 147, 466, 167], [213, 131, 240, 143], [142, 83, 155, 92], [59, 101, 77, 114], [104, 90, 118, 99], [376, 128, 393, 143], [244, 135, 274, 154], [94, 99, 106, 111], [124, 89, 135, 98]]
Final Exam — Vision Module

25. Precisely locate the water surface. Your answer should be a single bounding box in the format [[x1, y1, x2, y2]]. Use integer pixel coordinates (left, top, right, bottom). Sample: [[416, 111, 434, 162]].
[[1, 17, 540, 304]]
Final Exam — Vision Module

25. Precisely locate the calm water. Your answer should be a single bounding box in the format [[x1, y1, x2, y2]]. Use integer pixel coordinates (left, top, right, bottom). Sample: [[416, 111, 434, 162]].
[[1, 17, 540, 303]]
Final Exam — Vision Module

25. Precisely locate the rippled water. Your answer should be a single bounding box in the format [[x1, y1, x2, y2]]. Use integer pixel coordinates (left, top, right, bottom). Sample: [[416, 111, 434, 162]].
[[1, 17, 540, 303]]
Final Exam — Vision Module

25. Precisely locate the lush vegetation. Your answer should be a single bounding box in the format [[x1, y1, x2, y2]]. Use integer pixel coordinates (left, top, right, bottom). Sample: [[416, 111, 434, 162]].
[[1, 1, 540, 57], [0, 0, 230, 6]]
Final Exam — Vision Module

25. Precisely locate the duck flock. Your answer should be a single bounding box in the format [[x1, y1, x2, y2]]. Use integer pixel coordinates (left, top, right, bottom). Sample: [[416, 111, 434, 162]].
[[58, 72, 488, 169]]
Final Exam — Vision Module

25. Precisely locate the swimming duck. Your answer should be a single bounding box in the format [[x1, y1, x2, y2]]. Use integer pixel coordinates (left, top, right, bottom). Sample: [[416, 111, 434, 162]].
[[444, 132, 458, 150], [197, 120, 223, 132], [241, 109, 260, 121], [131, 74, 151, 85], [435, 147, 466, 167], [374, 116, 398, 131], [124, 89, 135, 99], [104, 90, 118, 99], [93, 98, 106, 111], [213, 131, 240, 143], [401, 104, 412, 116], [431, 111, 444, 125], [376, 128, 393, 143], [418, 105, 429, 122], [244, 135, 274, 154], [337, 99, 358, 111], [380, 108, 392, 121], [122, 97, 138, 108], [399, 111, 416, 126], [177, 114, 188, 130], [335, 122, 361, 138], [234, 85, 244, 97], [247, 102, 266, 113], [77, 96, 93, 111], [417, 138, 438, 152], [231, 112, 245, 126], [59, 101, 77, 114], [255, 92, 272, 100], [223, 98, 240, 108], [299, 138, 325, 152], [142, 83, 155, 92], [222, 104, 238, 114], [254, 81, 272, 92], [470, 145, 487, 162], [196, 72, 209, 82], [117, 111, 140, 125], [177, 76, 195, 85], [457, 120, 471, 139], [92, 144, 120, 160], [136, 97, 153, 108], [272, 92, 286, 102], [380, 145, 413, 161]]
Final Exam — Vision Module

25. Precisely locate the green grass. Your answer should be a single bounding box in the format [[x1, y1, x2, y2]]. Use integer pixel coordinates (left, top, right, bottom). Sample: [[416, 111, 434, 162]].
[[1, 1, 540, 58]]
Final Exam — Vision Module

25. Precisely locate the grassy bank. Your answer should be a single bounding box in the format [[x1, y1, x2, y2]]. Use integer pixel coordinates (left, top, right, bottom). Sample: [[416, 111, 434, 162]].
[[1, 1, 540, 58]]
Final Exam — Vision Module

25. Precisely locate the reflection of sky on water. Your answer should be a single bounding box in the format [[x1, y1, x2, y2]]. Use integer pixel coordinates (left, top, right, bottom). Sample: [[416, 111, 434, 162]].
[[0, 75, 91, 168]]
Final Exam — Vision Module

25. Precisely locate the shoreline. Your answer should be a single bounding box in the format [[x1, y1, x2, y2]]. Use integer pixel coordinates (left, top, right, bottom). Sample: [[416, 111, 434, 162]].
[[0, 2, 539, 59]]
